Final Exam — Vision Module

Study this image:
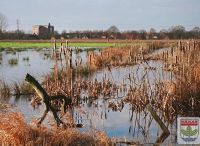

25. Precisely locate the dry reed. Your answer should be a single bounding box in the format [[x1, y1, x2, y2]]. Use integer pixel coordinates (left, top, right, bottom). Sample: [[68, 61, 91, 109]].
[[0, 81, 10, 100], [0, 111, 111, 146]]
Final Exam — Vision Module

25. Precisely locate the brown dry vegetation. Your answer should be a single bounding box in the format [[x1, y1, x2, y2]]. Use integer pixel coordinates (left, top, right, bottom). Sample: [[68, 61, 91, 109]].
[[88, 42, 167, 69], [0, 81, 10, 100], [43, 72, 116, 102], [125, 40, 200, 123], [167, 41, 200, 116], [0, 111, 111, 146], [124, 78, 178, 123], [1, 40, 200, 145], [13, 82, 34, 97], [41, 41, 175, 124]]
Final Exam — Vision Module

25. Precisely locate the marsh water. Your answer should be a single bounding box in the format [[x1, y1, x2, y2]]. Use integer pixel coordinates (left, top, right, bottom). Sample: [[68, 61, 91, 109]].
[[0, 48, 177, 144]]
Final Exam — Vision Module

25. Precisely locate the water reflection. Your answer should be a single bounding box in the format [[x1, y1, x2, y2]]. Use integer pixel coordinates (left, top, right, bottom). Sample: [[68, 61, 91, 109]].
[[0, 48, 177, 145], [0, 49, 89, 84]]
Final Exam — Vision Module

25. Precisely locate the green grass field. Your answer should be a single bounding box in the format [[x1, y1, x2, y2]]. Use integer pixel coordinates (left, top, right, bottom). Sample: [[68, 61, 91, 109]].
[[0, 42, 116, 49], [0, 41, 149, 52]]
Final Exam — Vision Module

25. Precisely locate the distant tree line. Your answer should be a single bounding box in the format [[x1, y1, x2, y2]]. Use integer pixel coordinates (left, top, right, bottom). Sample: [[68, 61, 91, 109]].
[[61, 25, 200, 40], [0, 13, 200, 40], [0, 25, 199, 40], [0, 12, 199, 40]]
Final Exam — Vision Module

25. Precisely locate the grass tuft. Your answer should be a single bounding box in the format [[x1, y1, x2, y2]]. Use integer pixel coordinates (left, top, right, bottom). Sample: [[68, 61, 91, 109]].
[[8, 58, 18, 65]]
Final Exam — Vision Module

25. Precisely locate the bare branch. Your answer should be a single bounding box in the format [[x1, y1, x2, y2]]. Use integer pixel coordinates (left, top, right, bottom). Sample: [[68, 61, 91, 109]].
[[0, 13, 8, 32]]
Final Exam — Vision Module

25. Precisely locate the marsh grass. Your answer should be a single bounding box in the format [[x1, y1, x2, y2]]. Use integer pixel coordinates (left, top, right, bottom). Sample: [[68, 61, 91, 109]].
[[8, 58, 18, 65], [43, 40, 171, 115], [123, 65, 177, 124], [1, 39, 195, 145], [22, 57, 30, 61], [85, 47, 100, 52], [167, 41, 200, 116], [88, 41, 167, 69], [0, 81, 10, 100], [0, 111, 111, 146], [13, 82, 34, 96], [88, 46, 138, 69], [125, 40, 200, 122], [0, 103, 11, 110]]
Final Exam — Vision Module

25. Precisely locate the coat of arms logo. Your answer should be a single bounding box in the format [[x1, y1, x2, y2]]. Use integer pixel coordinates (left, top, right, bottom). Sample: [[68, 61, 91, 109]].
[[178, 117, 200, 144]]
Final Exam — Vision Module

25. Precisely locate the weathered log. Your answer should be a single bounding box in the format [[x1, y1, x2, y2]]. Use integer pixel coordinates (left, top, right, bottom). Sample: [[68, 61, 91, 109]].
[[25, 73, 71, 127], [147, 105, 170, 145]]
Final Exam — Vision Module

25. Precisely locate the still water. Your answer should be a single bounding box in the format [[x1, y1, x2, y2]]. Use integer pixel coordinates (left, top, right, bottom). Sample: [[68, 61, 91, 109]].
[[0, 48, 176, 144]]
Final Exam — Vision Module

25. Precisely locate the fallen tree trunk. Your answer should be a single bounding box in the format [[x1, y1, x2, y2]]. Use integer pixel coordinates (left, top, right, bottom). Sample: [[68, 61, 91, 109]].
[[25, 73, 71, 127], [147, 105, 170, 145]]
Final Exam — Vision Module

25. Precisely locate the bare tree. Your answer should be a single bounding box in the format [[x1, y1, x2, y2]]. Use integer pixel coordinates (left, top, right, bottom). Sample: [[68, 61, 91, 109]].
[[192, 26, 200, 33], [0, 13, 8, 32], [107, 25, 120, 33], [150, 28, 156, 34]]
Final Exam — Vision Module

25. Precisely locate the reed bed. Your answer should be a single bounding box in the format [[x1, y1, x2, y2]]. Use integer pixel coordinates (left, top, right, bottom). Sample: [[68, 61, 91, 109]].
[[40, 41, 173, 121], [0, 40, 179, 145], [0, 111, 111, 146], [40, 42, 119, 102], [164, 40, 200, 116], [43, 73, 117, 103], [0, 81, 34, 97], [88, 41, 166, 69], [124, 69, 177, 123], [0, 81, 10, 101], [125, 40, 200, 123]]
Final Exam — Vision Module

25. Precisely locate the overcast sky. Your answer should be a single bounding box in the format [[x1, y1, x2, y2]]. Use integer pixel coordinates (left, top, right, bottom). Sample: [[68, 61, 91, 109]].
[[0, 0, 200, 32]]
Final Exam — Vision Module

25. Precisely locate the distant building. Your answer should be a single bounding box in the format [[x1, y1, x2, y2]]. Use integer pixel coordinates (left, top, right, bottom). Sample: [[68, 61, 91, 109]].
[[32, 23, 54, 38]]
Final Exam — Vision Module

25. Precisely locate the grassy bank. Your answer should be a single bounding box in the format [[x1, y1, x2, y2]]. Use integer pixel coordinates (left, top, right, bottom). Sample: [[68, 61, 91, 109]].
[[0, 42, 116, 49]]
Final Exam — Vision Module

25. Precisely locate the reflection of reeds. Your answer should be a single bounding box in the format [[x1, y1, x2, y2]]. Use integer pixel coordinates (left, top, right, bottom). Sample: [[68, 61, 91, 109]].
[[39, 40, 187, 144], [0, 52, 2, 60], [43, 42, 114, 101], [22, 57, 29, 61], [125, 40, 200, 122], [43, 52, 51, 59], [0, 53, 2, 65], [44, 41, 173, 116], [43, 71, 116, 102], [123, 62, 176, 123]]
